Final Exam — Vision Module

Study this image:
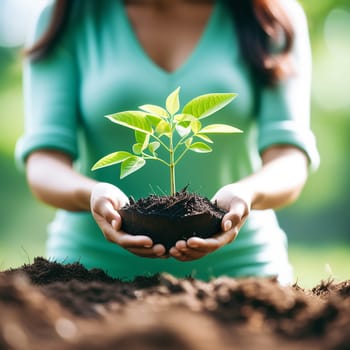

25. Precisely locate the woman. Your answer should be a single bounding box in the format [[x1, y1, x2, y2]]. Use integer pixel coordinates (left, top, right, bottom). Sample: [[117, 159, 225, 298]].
[[16, 0, 319, 284]]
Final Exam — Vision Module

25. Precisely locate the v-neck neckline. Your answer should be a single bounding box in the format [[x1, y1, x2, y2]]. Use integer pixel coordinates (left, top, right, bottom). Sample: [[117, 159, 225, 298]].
[[118, 1, 219, 79]]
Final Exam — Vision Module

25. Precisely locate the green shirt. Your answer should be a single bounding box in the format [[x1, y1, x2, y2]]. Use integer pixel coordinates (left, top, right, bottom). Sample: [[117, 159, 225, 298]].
[[16, 0, 319, 284]]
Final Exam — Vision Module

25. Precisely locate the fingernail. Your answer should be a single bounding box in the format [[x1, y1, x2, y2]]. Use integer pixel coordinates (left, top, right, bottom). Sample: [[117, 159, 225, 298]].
[[224, 220, 232, 231]]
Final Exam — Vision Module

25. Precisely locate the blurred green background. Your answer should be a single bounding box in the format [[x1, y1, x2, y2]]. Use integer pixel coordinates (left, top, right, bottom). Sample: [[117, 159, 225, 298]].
[[0, 0, 349, 288]]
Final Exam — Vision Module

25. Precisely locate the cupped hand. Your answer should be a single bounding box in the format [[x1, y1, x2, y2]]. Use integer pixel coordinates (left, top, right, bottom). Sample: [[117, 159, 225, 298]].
[[90, 182, 167, 258], [169, 184, 251, 261]]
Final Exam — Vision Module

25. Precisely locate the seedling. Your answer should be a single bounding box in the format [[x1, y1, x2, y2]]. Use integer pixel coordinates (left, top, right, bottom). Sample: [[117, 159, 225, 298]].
[[92, 87, 242, 195]]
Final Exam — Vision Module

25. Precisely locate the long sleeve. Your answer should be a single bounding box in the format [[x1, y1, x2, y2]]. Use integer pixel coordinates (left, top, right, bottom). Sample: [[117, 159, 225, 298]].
[[15, 5, 80, 168], [257, 0, 320, 171]]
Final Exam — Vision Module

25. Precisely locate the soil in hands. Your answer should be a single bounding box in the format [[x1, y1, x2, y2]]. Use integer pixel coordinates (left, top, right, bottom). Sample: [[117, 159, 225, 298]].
[[1, 257, 350, 350], [125, 189, 224, 218], [119, 188, 226, 249]]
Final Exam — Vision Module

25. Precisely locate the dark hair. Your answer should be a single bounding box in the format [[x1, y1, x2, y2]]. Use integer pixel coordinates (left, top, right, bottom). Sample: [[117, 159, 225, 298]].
[[25, 0, 295, 86], [226, 0, 294, 86], [24, 0, 73, 60]]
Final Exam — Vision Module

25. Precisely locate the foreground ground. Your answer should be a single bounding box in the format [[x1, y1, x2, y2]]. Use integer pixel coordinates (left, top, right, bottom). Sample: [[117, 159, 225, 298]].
[[0, 257, 349, 350]]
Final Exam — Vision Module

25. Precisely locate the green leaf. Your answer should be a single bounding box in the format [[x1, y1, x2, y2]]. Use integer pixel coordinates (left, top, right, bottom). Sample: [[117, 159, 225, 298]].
[[135, 130, 146, 144], [182, 93, 237, 119], [146, 114, 163, 128], [91, 151, 133, 171], [190, 119, 201, 133], [175, 114, 201, 133], [148, 141, 160, 155], [174, 113, 197, 123], [195, 133, 213, 143], [155, 120, 171, 136], [166, 87, 180, 115], [132, 143, 143, 154], [189, 142, 212, 153], [199, 124, 243, 134], [120, 156, 146, 179], [139, 104, 168, 118], [106, 111, 152, 134], [135, 131, 150, 150], [185, 137, 193, 148]]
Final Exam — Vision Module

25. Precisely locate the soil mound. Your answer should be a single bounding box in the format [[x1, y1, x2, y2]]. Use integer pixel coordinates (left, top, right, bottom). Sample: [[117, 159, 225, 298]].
[[1, 257, 350, 349]]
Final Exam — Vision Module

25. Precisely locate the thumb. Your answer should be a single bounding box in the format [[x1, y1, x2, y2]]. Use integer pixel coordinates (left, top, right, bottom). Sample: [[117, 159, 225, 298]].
[[223, 219, 232, 232], [111, 218, 122, 231]]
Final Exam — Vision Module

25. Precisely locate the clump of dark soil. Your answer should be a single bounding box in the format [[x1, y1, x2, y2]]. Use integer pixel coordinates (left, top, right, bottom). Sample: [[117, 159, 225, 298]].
[[1, 257, 350, 350], [119, 189, 226, 249], [125, 189, 224, 217]]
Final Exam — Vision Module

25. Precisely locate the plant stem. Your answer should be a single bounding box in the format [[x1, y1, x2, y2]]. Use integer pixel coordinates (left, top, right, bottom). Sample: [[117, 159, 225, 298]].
[[152, 135, 170, 152], [174, 147, 189, 166], [169, 133, 176, 196], [142, 154, 169, 167]]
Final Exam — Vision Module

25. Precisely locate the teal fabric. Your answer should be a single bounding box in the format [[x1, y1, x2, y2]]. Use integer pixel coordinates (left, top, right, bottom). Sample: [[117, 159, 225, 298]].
[[16, 0, 319, 284]]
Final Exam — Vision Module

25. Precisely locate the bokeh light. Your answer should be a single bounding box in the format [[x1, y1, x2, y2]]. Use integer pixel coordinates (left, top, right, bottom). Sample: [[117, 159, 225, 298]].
[[0, 0, 49, 47], [313, 7, 350, 112]]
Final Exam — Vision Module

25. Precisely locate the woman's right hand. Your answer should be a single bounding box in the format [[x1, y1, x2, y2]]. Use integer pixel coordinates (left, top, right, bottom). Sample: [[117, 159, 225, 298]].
[[90, 182, 167, 258]]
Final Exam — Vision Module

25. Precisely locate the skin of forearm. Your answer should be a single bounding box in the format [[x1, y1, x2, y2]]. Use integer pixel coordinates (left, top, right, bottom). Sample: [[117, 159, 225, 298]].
[[26, 147, 307, 213], [236, 146, 309, 210], [26, 150, 97, 211]]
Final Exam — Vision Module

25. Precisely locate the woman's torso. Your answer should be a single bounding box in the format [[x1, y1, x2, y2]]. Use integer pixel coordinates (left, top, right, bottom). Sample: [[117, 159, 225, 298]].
[[44, 0, 291, 283]]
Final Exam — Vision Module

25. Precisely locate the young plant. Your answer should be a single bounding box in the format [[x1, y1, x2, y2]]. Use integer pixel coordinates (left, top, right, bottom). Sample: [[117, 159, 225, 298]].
[[92, 87, 242, 196]]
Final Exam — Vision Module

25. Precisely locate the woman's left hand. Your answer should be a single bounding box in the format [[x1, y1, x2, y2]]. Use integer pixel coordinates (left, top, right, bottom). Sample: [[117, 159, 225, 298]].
[[169, 184, 251, 261]]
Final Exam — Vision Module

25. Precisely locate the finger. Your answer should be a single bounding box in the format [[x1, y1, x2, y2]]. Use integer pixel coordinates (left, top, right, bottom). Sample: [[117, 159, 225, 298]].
[[220, 208, 249, 241], [96, 215, 153, 248], [169, 246, 184, 258], [175, 240, 187, 250], [116, 233, 154, 249], [185, 237, 220, 252], [111, 219, 122, 231], [91, 182, 129, 211], [93, 199, 120, 224], [152, 244, 167, 256], [128, 244, 166, 258], [128, 244, 167, 258], [171, 237, 220, 256], [224, 199, 250, 228], [95, 216, 122, 244], [221, 214, 240, 232], [169, 246, 207, 261], [213, 227, 239, 246], [170, 243, 209, 260]]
